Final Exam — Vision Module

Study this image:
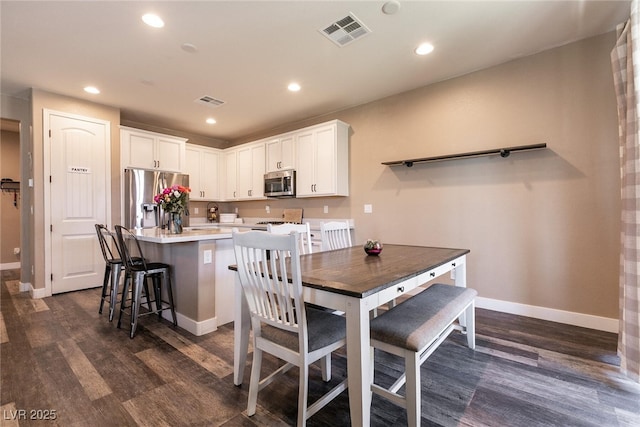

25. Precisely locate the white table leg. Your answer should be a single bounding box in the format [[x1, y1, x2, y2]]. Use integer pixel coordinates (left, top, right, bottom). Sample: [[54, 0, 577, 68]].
[[345, 297, 371, 427], [453, 257, 468, 330], [234, 273, 250, 386]]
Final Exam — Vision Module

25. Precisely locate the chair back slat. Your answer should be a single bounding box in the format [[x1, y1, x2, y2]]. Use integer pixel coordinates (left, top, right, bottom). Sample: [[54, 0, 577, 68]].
[[233, 231, 303, 334], [267, 222, 313, 255], [114, 225, 149, 272], [320, 221, 352, 251], [95, 224, 119, 263]]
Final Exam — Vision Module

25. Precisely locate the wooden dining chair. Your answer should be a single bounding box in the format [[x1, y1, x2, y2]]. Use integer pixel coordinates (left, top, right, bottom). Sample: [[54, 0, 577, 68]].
[[232, 230, 347, 426], [320, 221, 352, 251], [267, 222, 313, 254]]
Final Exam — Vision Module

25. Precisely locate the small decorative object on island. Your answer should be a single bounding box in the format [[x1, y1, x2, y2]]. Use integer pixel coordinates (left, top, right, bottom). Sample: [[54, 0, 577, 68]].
[[154, 185, 191, 234], [364, 239, 383, 255]]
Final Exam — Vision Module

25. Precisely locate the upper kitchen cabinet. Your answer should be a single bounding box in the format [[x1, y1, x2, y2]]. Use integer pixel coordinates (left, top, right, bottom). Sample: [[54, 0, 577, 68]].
[[222, 142, 266, 201], [223, 149, 238, 200], [265, 133, 295, 172], [185, 144, 221, 201], [121, 126, 186, 172], [237, 142, 266, 200], [295, 120, 350, 198]]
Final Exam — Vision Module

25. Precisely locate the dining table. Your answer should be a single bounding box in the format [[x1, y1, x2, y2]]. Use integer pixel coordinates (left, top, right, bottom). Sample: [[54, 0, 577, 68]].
[[231, 244, 470, 427]]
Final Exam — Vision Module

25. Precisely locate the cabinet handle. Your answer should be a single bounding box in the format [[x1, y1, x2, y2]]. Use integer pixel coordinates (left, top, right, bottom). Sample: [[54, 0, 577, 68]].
[[430, 272, 436, 277], [157, 160, 160, 168], [233, 191, 236, 198], [397, 286, 405, 293], [248, 190, 252, 196]]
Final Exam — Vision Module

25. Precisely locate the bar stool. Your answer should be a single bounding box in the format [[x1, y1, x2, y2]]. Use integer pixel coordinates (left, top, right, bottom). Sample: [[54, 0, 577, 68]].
[[114, 225, 177, 338], [95, 224, 125, 322]]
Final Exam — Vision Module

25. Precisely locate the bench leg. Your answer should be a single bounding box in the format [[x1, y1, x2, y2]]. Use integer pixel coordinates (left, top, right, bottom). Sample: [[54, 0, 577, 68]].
[[405, 349, 421, 427], [465, 302, 476, 350]]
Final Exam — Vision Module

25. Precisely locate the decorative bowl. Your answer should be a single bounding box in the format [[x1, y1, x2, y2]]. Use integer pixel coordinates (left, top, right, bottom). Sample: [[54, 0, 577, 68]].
[[364, 239, 383, 256]]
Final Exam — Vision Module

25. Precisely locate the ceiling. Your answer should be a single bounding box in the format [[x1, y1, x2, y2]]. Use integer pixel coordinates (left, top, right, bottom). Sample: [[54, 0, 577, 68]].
[[1, 1, 630, 142]]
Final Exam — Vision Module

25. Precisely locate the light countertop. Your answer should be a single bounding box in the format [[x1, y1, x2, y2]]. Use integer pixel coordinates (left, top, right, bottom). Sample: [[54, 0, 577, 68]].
[[133, 226, 236, 244], [134, 218, 354, 244]]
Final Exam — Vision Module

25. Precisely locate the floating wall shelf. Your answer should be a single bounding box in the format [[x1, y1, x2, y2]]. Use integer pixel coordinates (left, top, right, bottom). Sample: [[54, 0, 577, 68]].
[[382, 143, 547, 167]]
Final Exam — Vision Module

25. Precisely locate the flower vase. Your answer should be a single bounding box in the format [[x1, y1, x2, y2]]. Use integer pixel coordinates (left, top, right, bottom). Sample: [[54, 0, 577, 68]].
[[168, 213, 183, 234]]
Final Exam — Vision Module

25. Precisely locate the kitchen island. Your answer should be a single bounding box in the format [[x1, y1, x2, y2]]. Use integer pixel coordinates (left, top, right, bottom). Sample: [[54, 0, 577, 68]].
[[133, 227, 237, 336], [132, 218, 355, 336]]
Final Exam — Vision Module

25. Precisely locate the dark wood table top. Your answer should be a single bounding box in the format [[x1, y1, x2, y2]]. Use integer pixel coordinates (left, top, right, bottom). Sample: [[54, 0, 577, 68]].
[[297, 245, 469, 298]]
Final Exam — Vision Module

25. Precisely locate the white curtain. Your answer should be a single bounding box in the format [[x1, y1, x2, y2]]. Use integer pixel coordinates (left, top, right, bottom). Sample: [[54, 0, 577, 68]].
[[611, 0, 640, 383]]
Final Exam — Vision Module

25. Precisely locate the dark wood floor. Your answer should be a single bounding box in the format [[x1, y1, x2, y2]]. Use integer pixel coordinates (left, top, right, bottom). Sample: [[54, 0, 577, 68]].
[[1, 268, 639, 426]]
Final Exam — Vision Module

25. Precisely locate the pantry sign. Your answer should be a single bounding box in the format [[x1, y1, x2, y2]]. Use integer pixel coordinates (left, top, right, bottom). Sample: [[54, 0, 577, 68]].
[[67, 166, 91, 174]]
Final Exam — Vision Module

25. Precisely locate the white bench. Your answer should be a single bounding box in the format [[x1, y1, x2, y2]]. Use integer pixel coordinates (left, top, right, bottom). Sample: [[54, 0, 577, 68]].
[[370, 283, 477, 427]]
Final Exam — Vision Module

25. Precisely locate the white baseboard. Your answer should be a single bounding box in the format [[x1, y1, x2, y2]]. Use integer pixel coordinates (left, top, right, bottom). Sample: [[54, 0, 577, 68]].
[[160, 310, 218, 336], [476, 296, 618, 333], [0, 262, 20, 270], [19, 281, 30, 292], [29, 285, 48, 299]]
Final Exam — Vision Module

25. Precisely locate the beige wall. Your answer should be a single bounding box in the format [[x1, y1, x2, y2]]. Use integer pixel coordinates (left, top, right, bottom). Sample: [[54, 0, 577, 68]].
[[0, 129, 21, 265], [13, 31, 621, 319], [30, 89, 120, 290], [225, 32, 620, 319]]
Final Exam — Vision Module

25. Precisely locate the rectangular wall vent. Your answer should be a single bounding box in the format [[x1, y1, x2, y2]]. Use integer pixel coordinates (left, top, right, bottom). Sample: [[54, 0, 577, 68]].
[[194, 95, 225, 108], [320, 13, 371, 47]]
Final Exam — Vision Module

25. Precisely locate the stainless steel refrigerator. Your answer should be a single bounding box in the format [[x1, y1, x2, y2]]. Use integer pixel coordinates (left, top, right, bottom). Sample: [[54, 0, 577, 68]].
[[124, 168, 190, 229]]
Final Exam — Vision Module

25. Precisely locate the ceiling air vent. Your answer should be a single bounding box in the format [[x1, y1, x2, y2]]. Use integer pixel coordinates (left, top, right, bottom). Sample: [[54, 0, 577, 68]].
[[194, 95, 225, 108], [320, 13, 371, 47]]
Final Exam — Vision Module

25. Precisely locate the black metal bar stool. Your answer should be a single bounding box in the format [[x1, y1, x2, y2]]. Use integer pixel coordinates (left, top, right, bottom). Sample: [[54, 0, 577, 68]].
[[114, 225, 177, 338], [95, 224, 125, 322]]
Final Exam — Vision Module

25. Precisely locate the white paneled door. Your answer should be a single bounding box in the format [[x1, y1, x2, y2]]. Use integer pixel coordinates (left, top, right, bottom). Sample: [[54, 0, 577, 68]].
[[47, 111, 110, 294]]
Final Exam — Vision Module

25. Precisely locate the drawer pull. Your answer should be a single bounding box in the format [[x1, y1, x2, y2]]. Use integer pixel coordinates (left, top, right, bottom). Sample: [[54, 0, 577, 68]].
[[430, 272, 435, 277], [451, 262, 456, 267], [397, 286, 404, 293]]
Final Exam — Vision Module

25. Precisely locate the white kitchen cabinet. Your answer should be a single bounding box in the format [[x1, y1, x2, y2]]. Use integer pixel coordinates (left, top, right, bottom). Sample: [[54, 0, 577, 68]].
[[223, 149, 238, 200], [265, 133, 295, 172], [185, 144, 221, 201], [295, 120, 349, 197], [237, 142, 266, 200], [121, 126, 186, 172], [221, 142, 265, 201]]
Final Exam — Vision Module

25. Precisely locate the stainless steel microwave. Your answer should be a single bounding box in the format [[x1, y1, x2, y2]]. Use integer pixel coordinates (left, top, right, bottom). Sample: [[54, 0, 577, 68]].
[[264, 169, 296, 198]]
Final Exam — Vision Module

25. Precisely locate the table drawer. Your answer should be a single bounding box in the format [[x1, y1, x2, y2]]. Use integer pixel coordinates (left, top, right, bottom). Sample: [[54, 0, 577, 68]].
[[416, 257, 464, 285], [376, 278, 417, 305]]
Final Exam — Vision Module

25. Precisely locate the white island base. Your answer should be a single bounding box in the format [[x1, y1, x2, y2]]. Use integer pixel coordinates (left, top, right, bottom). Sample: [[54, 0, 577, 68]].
[[134, 227, 237, 336]]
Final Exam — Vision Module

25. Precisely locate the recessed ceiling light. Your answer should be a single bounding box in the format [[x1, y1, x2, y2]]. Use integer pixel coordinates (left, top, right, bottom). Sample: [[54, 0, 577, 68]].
[[142, 13, 164, 28], [415, 43, 434, 56], [181, 43, 198, 53], [382, 1, 401, 15], [84, 86, 100, 94], [206, 118, 217, 125], [288, 82, 301, 92]]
